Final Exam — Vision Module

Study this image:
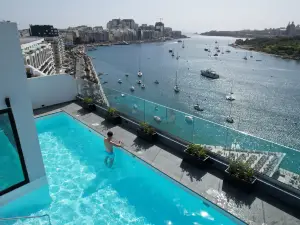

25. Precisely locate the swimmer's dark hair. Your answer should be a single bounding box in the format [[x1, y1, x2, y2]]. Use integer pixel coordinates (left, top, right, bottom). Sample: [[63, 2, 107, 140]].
[[107, 131, 113, 137]]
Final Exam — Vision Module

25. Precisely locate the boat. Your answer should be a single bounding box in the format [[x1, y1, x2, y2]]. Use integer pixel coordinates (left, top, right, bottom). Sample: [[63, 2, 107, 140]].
[[201, 69, 220, 79], [226, 116, 234, 123], [176, 53, 180, 60], [130, 86, 135, 92], [174, 71, 180, 93], [137, 45, 143, 76], [141, 84, 145, 89], [226, 50, 231, 53], [178, 40, 182, 43], [154, 80, 159, 84], [137, 80, 142, 85], [125, 74, 129, 77], [118, 79, 122, 84], [169, 49, 173, 53], [256, 59, 262, 62], [182, 41, 185, 48], [226, 94, 235, 101], [243, 53, 248, 60], [213, 53, 218, 57], [115, 41, 129, 45], [217, 49, 221, 53], [137, 71, 143, 77], [194, 104, 204, 111], [215, 41, 218, 44], [250, 52, 253, 58], [172, 52, 175, 57], [204, 48, 209, 51]]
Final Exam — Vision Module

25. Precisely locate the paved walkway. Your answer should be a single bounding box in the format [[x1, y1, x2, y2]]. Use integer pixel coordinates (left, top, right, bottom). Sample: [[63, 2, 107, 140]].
[[34, 102, 300, 225]]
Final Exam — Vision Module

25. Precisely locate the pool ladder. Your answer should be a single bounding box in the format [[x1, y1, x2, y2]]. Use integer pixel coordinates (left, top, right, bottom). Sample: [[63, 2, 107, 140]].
[[0, 214, 51, 224]]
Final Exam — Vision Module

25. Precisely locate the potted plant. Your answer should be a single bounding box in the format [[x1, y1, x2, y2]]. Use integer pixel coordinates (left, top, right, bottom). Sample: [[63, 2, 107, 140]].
[[224, 160, 256, 192], [106, 107, 122, 125], [137, 122, 157, 142], [82, 97, 96, 111], [183, 144, 209, 167]]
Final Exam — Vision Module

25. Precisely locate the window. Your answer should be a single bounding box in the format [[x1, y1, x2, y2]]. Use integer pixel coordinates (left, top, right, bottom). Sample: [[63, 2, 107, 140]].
[[0, 107, 29, 195]]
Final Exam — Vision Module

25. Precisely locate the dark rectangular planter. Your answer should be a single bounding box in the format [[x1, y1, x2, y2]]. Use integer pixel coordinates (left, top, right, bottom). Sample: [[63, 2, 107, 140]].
[[82, 102, 96, 112], [106, 114, 122, 125], [224, 167, 257, 192], [183, 149, 209, 168], [136, 128, 158, 142]]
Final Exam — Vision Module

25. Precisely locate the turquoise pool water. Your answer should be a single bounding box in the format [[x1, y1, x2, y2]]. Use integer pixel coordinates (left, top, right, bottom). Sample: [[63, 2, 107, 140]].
[[3, 112, 244, 224]]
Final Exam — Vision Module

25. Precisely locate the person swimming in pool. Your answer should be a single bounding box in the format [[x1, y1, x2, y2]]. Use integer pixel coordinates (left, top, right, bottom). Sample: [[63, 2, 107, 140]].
[[104, 131, 122, 168]]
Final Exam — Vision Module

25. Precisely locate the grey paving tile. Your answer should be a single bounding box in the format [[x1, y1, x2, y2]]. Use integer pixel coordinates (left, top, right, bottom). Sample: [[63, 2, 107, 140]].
[[135, 146, 161, 164], [262, 201, 287, 225], [152, 151, 184, 181]]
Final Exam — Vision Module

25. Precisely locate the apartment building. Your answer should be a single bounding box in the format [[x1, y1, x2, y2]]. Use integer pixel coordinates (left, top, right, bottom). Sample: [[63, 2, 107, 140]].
[[21, 37, 55, 76]]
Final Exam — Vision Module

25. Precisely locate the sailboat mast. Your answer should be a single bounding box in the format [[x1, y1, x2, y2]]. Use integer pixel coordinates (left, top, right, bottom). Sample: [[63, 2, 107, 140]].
[[175, 70, 178, 85]]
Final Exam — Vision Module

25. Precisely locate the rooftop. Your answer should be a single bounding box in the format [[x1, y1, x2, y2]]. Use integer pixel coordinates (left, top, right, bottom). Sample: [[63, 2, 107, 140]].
[[33, 102, 300, 225], [20, 37, 43, 45]]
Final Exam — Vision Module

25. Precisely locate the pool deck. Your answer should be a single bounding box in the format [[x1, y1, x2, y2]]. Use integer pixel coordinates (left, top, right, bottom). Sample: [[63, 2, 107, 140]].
[[34, 102, 300, 225]]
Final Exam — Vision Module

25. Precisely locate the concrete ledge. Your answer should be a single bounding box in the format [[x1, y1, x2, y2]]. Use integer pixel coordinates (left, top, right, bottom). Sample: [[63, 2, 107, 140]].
[[77, 98, 300, 210]]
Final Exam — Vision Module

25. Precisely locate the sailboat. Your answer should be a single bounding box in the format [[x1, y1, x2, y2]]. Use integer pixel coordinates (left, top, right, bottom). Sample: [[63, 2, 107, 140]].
[[182, 41, 185, 48], [174, 70, 180, 93], [243, 53, 248, 60], [226, 82, 235, 101], [250, 52, 253, 58], [226, 102, 234, 123], [137, 46, 143, 76], [176, 52, 180, 60], [130, 86, 135, 92]]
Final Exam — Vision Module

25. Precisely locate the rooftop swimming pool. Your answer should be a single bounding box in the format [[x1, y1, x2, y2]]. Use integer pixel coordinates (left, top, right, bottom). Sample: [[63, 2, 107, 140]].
[[1, 112, 245, 224]]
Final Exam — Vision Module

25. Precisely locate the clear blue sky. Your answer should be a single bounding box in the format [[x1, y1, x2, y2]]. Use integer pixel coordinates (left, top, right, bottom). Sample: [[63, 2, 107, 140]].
[[1, 0, 300, 32]]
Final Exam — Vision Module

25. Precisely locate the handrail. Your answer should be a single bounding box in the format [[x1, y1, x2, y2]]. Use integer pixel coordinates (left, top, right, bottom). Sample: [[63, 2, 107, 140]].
[[0, 214, 51, 224]]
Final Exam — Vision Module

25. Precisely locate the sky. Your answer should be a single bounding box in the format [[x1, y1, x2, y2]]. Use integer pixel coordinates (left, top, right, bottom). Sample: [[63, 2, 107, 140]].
[[1, 0, 300, 32]]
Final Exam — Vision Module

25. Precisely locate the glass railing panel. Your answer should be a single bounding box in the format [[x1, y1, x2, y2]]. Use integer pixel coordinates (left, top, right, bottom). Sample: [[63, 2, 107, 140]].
[[103, 87, 145, 122], [144, 100, 167, 131], [0, 112, 25, 193], [165, 108, 194, 143], [193, 117, 227, 147]]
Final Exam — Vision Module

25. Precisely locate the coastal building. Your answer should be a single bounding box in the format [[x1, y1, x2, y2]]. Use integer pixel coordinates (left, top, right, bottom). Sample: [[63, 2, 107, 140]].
[[155, 22, 164, 37], [61, 31, 75, 47], [286, 22, 296, 37], [137, 28, 143, 40], [29, 25, 59, 37], [122, 19, 136, 30], [164, 27, 172, 37], [19, 29, 30, 37], [44, 36, 65, 73], [93, 26, 103, 32], [172, 30, 182, 38], [21, 37, 55, 76]]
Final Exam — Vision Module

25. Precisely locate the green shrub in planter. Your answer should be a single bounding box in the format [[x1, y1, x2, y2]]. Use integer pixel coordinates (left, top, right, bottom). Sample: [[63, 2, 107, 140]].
[[106, 107, 122, 125], [184, 144, 209, 167], [82, 97, 96, 111], [227, 160, 255, 183], [137, 122, 157, 142], [186, 144, 208, 158]]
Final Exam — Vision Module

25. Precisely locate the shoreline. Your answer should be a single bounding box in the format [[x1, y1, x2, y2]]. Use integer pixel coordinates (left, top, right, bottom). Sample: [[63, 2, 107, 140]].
[[230, 44, 300, 61]]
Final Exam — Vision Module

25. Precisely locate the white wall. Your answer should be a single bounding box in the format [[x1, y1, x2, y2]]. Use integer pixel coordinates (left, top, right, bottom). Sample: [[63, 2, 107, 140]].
[[28, 74, 77, 109], [0, 22, 47, 206]]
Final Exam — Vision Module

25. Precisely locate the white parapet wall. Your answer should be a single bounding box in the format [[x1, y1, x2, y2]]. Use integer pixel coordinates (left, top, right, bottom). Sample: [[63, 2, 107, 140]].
[[27, 74, 78, 109]]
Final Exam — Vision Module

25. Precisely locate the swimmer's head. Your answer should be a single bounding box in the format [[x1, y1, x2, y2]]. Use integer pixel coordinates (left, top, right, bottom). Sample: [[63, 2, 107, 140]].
[[107, 131, 113, 138]]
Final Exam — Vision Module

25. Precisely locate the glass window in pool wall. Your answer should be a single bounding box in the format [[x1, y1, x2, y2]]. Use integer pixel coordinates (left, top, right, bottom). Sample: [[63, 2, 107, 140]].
[[0, 109, 28, 195]]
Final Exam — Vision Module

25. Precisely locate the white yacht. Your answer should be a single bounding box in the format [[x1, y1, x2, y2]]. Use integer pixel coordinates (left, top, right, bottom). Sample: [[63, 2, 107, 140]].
[[137, 80, 142, 85], [154, 80, 159, 84], [194, 104, 204, 111], [226, 116, 234, 123], [141, 84, 145, 89], [201, 69, 220, 79], [137, 71, 143, 77], [118, 79, 122, 84], [130, 86, 135, 92], [226, 94, 235, 101]]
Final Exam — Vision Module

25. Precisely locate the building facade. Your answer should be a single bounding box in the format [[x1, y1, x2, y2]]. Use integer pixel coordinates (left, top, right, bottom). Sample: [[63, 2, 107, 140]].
[[44, 37, 65, 73], [29, 25, 59, 37], [21, 37, 55, 76]]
